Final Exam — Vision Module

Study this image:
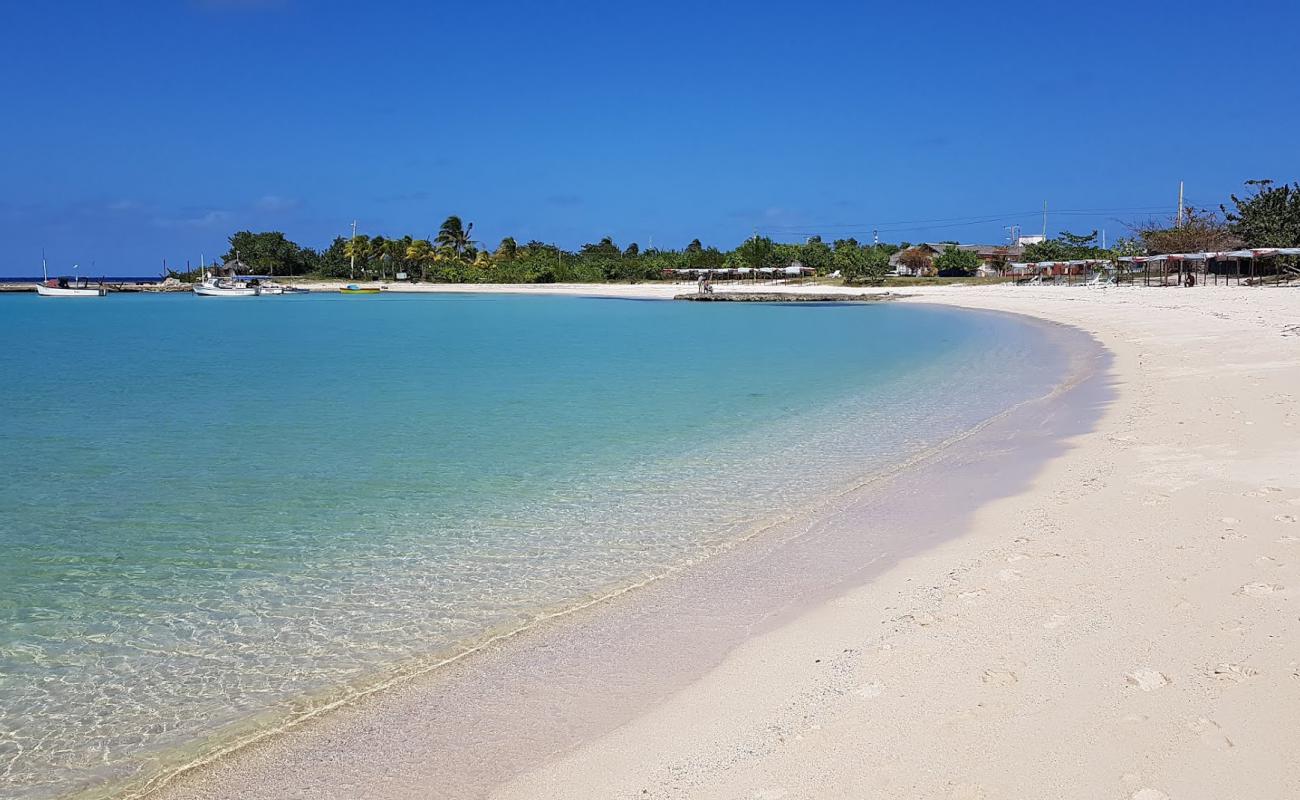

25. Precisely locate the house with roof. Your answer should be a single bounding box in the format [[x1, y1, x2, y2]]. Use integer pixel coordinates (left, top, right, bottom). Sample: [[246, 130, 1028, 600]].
[[888, 242, 1023, 277]]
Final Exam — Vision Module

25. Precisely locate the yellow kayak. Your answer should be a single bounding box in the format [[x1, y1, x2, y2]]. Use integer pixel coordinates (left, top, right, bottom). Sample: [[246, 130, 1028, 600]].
[[339, 284, 381, 294]]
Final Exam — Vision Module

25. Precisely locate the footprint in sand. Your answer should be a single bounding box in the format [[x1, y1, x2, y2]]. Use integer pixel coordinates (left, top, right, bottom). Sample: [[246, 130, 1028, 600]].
[[1210, 662, 1258, 682], [981, 668, 1019, 686], [1131, 789, 1170, 800], [1279, 535, 1300, 544], [958, 588, 987, 602], [1126, 670, 1170, 691], [1044, 613, 1071, 630], [1244, 487, 1285, 498], [1236, 582, 1284, 597], [997, 568, 1023, 583], [1189, 717, 1235, 751], [1274, 514, 1297, 524]]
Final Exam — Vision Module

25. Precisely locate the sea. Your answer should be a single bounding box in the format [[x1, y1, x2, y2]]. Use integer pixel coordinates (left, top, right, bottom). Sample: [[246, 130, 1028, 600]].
[[0, 292, 1069, 799]]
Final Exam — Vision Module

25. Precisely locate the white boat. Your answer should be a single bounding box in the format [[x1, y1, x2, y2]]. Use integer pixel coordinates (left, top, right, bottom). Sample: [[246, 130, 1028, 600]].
[[248, 278, 288, 295], [193, 259, 259, 296], [36, 277, 107, 297], [34, 256, 106, 297], [194, 276, 258, 297]]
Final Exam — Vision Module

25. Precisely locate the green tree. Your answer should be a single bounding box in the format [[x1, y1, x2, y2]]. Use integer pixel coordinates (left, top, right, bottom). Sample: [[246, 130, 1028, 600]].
[[1057, 229, 1099, 250], [685, 241, 724, 269], [344, 234, 371, 279], [831, 240, 866, 280], [798, 235, 833, 275], [932, 245, 981, 276], [222, 231, 313, 276], [317, 236, 351, 277], [773, 242, 800, 269], [864, 246, 891, 278], [834, 240, 890, 284], [580, 236, 620, 257], [623, 242, 640, 257], [494, 236, 518, 260], [737, 236, 776, 269], [405, 239, 435, 280], [1021, 239, 1071, 262], [435, 215, 475, 260], [1222, 179, 1300, 247]]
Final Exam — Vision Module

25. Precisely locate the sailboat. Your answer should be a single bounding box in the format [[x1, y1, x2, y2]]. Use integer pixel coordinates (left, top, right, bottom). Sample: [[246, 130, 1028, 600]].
[[35, 258, 106, 297]]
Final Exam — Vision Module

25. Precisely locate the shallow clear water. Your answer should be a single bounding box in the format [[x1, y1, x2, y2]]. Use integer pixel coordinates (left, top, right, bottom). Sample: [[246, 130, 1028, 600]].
[[0, 293, 1065, 798]]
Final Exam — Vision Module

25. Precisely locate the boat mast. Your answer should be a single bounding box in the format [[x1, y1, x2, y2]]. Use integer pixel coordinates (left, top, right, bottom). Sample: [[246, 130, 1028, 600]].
[[350, 219, 358, 281], [41, 249, 47, 283]]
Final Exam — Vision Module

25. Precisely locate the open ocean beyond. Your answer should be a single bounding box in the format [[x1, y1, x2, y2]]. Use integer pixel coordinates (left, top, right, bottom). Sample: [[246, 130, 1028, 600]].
[[0, 292, 1067, 799]]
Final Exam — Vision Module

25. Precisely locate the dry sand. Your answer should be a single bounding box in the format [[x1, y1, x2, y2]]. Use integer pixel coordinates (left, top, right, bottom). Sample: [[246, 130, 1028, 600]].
[[487, 284, 1300, 800], [150, 283, 1300, 800]]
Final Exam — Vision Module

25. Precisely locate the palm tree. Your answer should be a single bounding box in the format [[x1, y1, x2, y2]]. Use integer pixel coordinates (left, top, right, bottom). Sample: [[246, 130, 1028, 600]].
[[380, 237, 407, 280], [344, 234, 371, 279], [494, 236, 518, 260], [370, 235, 389, 280], [406, 239, 435, 281], [435, 215, 475, 260]]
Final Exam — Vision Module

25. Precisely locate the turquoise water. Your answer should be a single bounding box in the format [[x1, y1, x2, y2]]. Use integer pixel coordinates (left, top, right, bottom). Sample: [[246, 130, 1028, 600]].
[[0, 293, 1065, 798]]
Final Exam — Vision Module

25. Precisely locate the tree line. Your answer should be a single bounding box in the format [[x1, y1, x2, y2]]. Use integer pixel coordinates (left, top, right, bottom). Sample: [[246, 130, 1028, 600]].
[[209, 216, 903, 284], [200, 179, 1300, 283]]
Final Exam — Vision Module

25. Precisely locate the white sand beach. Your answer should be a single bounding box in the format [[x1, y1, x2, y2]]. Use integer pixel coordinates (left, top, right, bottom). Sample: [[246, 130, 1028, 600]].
[[490, 284, 1300, 800], [153, 284, 1300, 800]]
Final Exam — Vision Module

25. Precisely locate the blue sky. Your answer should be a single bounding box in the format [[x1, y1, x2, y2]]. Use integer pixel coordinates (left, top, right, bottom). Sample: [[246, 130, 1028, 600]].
[[3, 0, 1298, 275]]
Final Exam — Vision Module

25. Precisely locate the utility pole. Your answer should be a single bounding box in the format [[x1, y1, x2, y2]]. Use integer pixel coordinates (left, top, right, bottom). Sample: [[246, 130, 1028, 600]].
[[1177, 181, 1185, 227], [873, 228, 879, 246], [1102, 228, 1107, 249], [349, 220, 358, 280], [1041, 201, 1048, 239]]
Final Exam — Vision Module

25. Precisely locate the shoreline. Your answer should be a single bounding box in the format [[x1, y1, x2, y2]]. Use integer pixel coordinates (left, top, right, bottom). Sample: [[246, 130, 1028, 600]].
[[139, 297, 1110, 800], [494, 285, 1300, 799], [60, 282, 1299, 799]]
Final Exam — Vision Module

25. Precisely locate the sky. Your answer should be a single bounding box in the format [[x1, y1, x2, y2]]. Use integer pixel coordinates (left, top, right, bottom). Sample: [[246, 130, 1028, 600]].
[[2, 0, 1298, 275]]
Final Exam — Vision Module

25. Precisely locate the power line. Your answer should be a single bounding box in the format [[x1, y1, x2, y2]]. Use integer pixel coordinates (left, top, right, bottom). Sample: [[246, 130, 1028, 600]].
[[754, 203, 1179, 242], [759, 204, 1173, 233]]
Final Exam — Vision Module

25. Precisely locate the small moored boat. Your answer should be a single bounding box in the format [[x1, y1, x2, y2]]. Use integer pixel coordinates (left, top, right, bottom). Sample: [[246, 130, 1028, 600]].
[[339, 284, 381, 294], [193, 259, 258, 297], [34, 257, 105, 297], [36, 277, 107, 297], [194, 276, 258, 297]]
